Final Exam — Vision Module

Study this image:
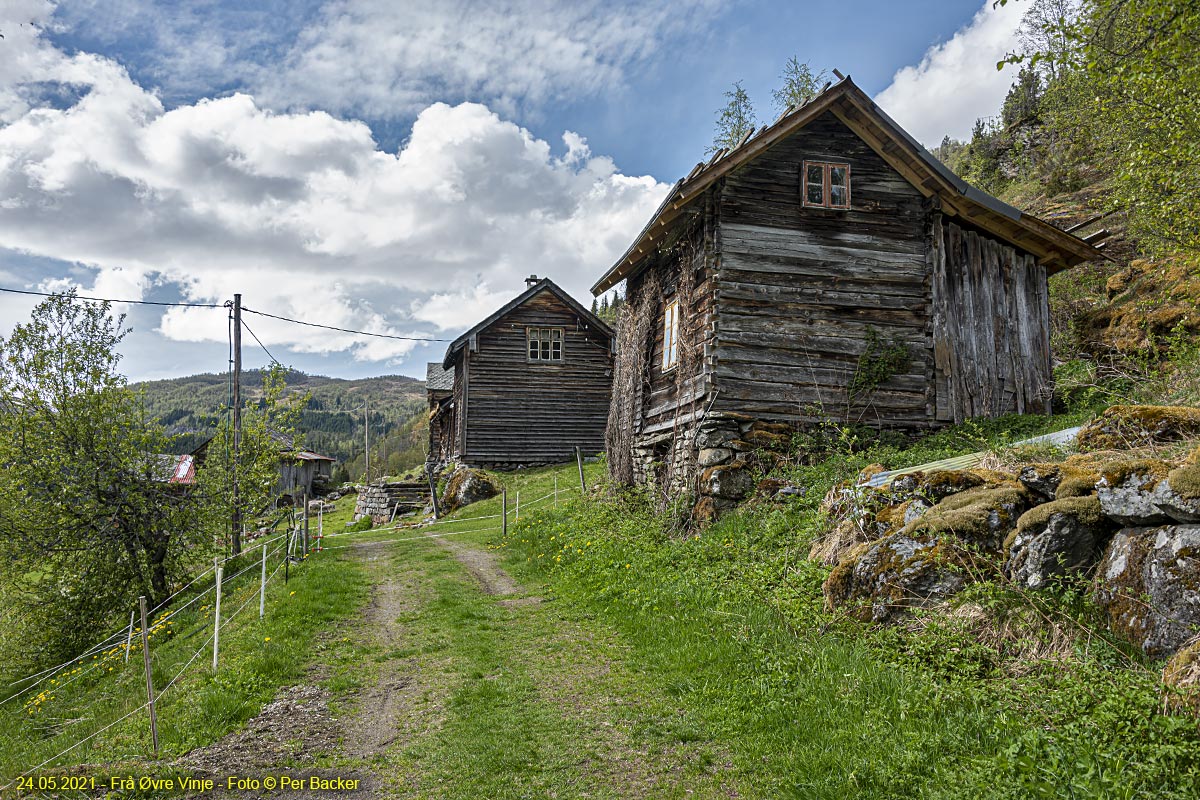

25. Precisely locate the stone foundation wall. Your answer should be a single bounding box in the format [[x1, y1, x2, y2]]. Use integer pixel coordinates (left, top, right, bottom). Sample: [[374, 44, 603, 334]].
[[353, 481, 430, 524], [631, 412, 795, 521]]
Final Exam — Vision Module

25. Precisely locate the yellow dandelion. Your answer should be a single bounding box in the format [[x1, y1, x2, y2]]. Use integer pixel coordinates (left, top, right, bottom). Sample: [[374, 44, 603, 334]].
[[264, 636, 271, 642]]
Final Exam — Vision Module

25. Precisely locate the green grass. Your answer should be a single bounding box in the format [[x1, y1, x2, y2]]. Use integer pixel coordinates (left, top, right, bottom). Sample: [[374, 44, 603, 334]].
[[427, 417, 1200, 799], [0, 535, 370, 785]]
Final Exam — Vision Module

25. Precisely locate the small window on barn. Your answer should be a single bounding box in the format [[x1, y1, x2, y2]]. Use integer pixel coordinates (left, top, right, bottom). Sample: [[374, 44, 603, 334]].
[[527, 327, 563, 362], [802, 161, 851, 209], [662, 300, 680, 372]]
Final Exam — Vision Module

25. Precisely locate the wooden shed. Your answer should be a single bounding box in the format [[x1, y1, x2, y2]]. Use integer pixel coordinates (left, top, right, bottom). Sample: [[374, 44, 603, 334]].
[[426, 362, 454, 466], [594, 76, 1103, 506], [436, 276, 614, 470]]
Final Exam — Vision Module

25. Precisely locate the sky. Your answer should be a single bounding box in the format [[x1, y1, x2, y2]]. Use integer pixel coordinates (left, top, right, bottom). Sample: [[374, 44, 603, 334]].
[[0, 0, 1028, 382]]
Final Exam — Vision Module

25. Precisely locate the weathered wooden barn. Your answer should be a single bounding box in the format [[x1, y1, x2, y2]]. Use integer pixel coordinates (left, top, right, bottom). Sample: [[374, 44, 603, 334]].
[[434, 276, 614, 470], [192, 429, 335, 500], [595, 76, 1103, 506]]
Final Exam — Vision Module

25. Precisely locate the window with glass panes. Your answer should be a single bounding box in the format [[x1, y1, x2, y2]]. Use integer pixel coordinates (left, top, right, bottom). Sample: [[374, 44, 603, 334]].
[[526, 327, 563, 361], [662, 300, 679, 371], [802, 161, 850, 209]]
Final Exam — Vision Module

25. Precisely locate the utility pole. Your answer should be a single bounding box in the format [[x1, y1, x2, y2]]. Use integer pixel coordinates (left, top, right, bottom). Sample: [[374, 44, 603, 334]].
[[231, 293, 243, 555], [363, 399, 370, 484]]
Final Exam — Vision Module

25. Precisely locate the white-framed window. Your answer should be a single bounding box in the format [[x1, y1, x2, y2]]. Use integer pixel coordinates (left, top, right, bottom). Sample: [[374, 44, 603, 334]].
[[527, 327, 563, 361], [802, 161, 851, 209], [662, 300, 680, 371]]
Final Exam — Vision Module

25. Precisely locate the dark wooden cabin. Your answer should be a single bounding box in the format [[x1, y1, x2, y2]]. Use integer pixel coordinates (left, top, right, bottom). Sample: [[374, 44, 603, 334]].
[[595, 76, 1104, 499], [436, 276, 614, 470]]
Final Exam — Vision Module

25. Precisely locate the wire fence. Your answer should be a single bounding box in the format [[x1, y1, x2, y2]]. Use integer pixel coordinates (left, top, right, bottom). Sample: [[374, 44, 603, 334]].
[[0, 468, 588, 785]]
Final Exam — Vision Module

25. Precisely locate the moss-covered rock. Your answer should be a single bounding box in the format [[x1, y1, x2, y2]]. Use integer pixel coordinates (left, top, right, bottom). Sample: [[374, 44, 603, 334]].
[[742, 428, 792, 451], [700, 461, 753, 499], [823, 531, 982, 622], [899, 485, 1033, 552], [1096, 460, 1173, 525], [1150, 465, 1200, 522], [1163, 639, 1200, 717], [809, 517, 872, 567], [1004, 496, 1114, 589], [1076, 405, 1200, 451], [1094, 525, 1200, 657], [440, 467, 500, 513]]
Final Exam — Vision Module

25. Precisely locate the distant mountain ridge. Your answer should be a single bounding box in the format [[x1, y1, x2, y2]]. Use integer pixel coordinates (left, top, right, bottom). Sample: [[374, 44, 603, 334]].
[[132, 369, 428, 468]]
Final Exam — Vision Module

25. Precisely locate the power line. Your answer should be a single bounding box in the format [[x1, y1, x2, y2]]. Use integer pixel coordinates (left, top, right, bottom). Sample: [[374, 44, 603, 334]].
[[241, 306, 450, 342], [0, 286, 224, 309], [240, 318, 280, 365]]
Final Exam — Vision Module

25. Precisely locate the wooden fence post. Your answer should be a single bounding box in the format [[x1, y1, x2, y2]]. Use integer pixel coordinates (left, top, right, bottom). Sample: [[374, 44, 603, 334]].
[[576, 446, 587, 493], [554, 475, 558, 509], [124, 609, 135, 663], [426, 466, 441, 519], [259, 543, 267, 619], [515, 491, 520, 522], [502, 489, 508, 539], [212, 560, 223, 672], [138, 596, 159, 757], [302, 492, 310, 555]]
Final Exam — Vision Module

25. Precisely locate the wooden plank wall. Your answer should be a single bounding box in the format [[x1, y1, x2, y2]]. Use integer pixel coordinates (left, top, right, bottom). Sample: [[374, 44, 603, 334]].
[[460, 290, 613, 466], [930, 215, 1052, 422], [713, 112, 935, 428], [628, 197, 719, 436]]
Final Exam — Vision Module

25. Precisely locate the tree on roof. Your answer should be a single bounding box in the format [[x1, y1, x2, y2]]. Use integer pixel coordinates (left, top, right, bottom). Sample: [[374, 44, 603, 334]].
[[709, 80, 758, 154], [771, 57, 828, 113]]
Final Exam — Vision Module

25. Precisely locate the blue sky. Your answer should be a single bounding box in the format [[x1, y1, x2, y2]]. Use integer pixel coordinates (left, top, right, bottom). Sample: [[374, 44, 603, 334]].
[[0, 0, 1028, 382]]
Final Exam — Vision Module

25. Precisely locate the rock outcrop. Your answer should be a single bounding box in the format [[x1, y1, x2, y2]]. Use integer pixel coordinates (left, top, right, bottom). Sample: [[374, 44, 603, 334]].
[[440, 467, 500, 513], [1004, 496, 1114, 589], [1076, 405, 1200, 451], [1093, 525, 1200, 657]]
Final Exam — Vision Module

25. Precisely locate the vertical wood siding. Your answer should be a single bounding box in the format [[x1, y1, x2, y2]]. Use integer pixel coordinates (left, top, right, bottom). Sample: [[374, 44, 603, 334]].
[[931, 215, 1052, 422]]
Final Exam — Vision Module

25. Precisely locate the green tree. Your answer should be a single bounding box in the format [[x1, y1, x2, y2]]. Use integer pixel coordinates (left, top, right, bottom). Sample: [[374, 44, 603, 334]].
[[196, 364, 307, 540], [709, 80, 758, 154], [0, 293, 210, 667], [771, 57, 828, 113]]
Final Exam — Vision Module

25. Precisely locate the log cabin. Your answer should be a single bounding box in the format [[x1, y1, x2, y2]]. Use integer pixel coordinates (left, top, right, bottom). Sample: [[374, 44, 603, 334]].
[[433, 276, 614, 470], [594, 76, 1105, 511]]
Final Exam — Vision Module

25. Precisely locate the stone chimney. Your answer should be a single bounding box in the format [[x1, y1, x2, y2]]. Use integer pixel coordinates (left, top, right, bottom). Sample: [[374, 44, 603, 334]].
[[525, 274, 540, 288]]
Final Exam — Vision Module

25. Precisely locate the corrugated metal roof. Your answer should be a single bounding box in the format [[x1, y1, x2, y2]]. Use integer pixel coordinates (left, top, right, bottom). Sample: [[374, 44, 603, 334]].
[[426, 362, 453, 391], [863, 426, 1082, 488], [152, 454, 196, 485]]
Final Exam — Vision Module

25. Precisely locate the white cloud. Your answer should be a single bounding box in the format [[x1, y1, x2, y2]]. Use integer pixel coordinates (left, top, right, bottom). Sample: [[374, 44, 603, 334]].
[[874, 0, 1023, 145], [254, 0, 721, 119], [0, 7, 669, 367]]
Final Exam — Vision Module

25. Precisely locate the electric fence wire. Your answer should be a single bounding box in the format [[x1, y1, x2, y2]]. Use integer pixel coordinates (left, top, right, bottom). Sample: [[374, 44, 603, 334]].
[[320, 523, 505, 550], [2, 537, 295, 788], [1, 530, 288, 705]]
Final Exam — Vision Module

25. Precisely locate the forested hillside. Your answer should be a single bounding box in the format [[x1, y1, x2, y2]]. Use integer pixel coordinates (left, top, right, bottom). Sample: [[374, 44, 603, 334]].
[[134, 370, 430, 478]]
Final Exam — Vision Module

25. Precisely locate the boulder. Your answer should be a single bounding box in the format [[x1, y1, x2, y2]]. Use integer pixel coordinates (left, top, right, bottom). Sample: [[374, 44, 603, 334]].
[[809, 518, 872, 567], [823, 531, 980, 622], [900, 485, 1033, 552], [1093, 525, 1200, 657], [742, 428, 791, 451], [700, 462, 753, 499], [912, 469, 987, 502], [1150, 464, 1200, 523], [1076, 405, 1200, 451], [1004, 496, 1114, 589], [1163, 639, 1200, 716], [697, 447, 734, 467], [441, 467, 500, 512], [1096, 459, 1171, 525]]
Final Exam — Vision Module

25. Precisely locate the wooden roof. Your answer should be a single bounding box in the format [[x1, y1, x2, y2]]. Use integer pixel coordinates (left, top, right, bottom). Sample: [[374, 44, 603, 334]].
[[442, 278, 613, 368], [592, 76, 1103, 294]]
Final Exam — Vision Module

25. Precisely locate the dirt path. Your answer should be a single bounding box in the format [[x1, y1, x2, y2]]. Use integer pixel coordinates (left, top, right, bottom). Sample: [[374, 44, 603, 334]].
[[178, 547, 431, 798], [178, 531, 734, 798]]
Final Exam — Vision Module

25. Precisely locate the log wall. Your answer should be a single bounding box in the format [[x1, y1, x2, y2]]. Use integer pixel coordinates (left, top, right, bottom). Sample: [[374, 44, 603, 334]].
[[454, 290, 613, 468], [713, 112, 935, 428]]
